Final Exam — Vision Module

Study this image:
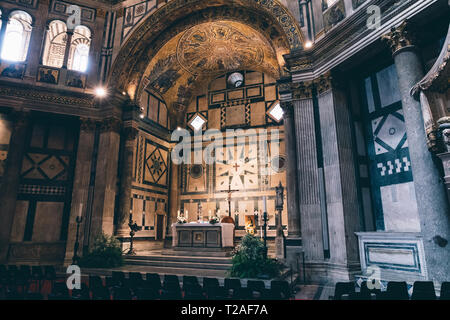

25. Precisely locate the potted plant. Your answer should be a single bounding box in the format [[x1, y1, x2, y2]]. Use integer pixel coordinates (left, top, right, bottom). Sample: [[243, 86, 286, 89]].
[[228, 234, 284, 279], [177, 216, 187, 224], [209, 216, 220, 224]]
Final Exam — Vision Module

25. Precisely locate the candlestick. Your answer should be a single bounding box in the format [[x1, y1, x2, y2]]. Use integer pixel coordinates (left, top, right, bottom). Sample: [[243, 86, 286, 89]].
[[177, 210, 180, 219], [263, 196, 267, 213], [186, 210, 188, 221]]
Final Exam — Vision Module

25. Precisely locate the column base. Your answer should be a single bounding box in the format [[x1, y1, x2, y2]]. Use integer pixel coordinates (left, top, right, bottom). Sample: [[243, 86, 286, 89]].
[[285, 236, 302, 272], [301, 260, 361, 284]]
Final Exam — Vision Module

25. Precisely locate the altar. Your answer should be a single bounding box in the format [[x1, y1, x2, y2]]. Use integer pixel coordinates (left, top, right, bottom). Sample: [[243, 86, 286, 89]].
[[171, 222, 235, 248]]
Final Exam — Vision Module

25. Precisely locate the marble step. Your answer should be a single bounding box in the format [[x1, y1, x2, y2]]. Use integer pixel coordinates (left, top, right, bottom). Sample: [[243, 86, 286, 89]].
[[163, 248, 233, 257], [124, 257, 232, 270], [126, 254, 232, 264]]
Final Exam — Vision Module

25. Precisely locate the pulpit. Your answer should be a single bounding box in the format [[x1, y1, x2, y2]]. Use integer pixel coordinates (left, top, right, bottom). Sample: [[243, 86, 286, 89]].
[[171, 222, 234, 249]]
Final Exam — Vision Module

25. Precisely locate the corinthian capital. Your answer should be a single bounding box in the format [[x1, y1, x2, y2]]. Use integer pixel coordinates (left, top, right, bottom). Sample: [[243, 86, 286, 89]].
[[291, 81, 314, 99], [280, 101, 294, 119], [382, 21, 416, 56]]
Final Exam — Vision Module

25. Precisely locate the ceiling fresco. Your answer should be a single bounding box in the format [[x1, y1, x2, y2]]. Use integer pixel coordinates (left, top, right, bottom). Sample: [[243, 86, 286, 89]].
[[176, 22, 265, 75], [141, 21, 281, 114], [108, 0, 304, 108]]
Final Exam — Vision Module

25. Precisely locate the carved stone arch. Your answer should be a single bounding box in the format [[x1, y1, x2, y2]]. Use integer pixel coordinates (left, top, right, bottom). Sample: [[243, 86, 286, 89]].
[[108, 0, 304, 99]]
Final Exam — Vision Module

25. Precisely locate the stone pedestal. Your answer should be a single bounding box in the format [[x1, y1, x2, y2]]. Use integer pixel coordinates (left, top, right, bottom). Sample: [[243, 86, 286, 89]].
[[383, 22, 450, 283], [0, 112, 29, 263]]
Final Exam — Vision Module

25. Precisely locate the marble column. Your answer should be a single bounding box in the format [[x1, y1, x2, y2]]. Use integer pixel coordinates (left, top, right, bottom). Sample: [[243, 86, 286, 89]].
[[0, 16, 9, 61], [383, 22, 450, 283], [278, 78, 303, 271], [88, 117, 121, 247], [62, 30, 74, 69], [25, 0, 49, 77], [63, 118, 96, 265], [0, 111, 30, 263], [315, 74, 362, 281], [116, 126, 138, 238], [291, 81, 325, 280], [167, 154, 180, 237], [280, 100, 301, 239]]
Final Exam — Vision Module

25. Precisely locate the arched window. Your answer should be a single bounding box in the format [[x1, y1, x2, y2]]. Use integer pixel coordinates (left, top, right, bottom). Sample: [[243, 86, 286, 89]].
[[42, 20, 67, 68], [72, 43, 89, 72], [68, 25, 91, 72], [1, 11, 32, 62]]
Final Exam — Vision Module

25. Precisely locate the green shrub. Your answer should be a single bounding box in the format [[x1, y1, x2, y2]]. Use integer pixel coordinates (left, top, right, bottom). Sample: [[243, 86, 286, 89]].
[[228, 234, 283, 279], [79, 232, 124, 268]]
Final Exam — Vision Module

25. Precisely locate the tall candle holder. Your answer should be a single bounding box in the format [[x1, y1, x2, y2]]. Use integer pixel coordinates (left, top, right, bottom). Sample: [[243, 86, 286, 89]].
[[72, 215, 83, 265]]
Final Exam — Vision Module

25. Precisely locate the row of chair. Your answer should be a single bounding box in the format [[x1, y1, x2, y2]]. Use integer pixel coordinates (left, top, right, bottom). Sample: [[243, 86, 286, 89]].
[[332, 280, 450, 300], [0, 267, 292, 300], [81, 272, 292, 300]]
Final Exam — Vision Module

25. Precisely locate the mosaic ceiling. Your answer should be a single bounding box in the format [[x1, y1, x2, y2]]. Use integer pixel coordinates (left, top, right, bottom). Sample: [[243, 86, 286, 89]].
[[140, 21, 281, 113]]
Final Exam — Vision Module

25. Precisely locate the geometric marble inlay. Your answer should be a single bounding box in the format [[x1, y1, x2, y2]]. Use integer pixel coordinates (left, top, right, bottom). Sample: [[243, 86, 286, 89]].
[[146, 148, 167, 183], [21, 153, 68, 181], [372, 111, 407, 155]]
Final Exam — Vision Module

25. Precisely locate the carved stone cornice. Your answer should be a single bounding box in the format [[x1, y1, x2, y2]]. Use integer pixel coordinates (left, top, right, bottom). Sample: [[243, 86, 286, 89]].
[[286, 53, 313, 73], [291, 81, 314, 99], [100, 117, 122, 133], [382, 21, 416, 56], [280, 101, 294, 119], [80, 118, 98, 132], [0, 86, 94, 108]]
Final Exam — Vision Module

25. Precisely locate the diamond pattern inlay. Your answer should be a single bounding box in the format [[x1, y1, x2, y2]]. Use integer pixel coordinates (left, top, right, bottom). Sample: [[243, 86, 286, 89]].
[[372, 111, 407, 155]]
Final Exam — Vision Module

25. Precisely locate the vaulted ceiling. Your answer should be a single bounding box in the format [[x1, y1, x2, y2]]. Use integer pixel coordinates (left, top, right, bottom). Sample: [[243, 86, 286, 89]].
[[141, 20, 282, 109]]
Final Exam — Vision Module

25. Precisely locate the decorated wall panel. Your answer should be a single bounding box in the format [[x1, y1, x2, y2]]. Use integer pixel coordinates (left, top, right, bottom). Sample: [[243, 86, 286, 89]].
[[131, 129, 170, 239], [361, 64, 421, 232], [11, 116, 78, 251], [180, 71, 287, 237]]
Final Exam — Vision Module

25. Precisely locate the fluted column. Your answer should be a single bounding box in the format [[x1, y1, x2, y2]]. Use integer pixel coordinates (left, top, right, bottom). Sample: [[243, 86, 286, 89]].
[[0, 111, 30, 263], [291, 81, 326, 279], [280, 101, 301, 239], [64, 118, 96, 265], [315, 74, 362, 280], [88, 117, 121, 247], [116, 126, 138, 238], [383, 22, 450, 283]]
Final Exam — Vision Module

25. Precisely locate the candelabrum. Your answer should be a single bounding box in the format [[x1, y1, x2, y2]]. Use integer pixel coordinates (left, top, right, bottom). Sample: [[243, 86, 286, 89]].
[[127, 218, 142, 255], [72, 216, 83, 265], [263, 211, 268, 259]]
